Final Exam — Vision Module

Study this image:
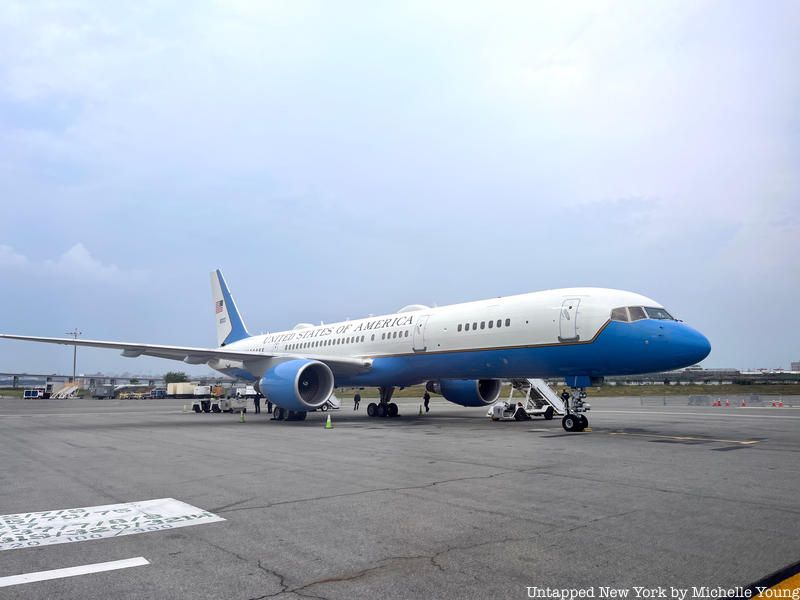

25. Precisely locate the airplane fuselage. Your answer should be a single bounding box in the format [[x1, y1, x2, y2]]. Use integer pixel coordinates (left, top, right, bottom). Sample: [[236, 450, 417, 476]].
[[209, 287, 711, 387]]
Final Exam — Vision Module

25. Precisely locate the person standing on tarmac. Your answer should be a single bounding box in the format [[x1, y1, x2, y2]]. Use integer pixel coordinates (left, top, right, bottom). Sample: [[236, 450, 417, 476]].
[[353, 391, 361, 410], [254, 394, 261, 414], [423, 391, 431, 413], [267, 399, 272, 414]]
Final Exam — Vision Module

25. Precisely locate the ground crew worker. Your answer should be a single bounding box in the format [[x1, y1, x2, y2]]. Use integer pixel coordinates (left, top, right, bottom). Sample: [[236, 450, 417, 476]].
[[561, 389, 570, 403], [254, 394, 261, 414], [423, 391, 431, 412], [354, 391, 361, 410], [267, 400, 272, 414]]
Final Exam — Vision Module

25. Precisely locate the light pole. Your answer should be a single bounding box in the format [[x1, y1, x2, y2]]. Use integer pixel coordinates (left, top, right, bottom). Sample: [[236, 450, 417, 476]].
[[65, 328, 81, 383]]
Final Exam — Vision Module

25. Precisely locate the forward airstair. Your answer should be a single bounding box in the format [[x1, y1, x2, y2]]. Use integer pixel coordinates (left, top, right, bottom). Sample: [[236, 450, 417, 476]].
[[51, 383, 81, 399], [526, 379, 566, 415]]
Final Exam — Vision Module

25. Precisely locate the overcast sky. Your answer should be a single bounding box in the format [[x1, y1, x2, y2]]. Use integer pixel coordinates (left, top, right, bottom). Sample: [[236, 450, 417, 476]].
[[1, 0, 798, 376]]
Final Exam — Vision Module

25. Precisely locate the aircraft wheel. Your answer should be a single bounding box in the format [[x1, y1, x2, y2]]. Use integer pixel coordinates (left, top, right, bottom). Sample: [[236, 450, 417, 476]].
[[562, 414, 579, 432], [544, 406, 554, 420], [367, 403, 378, 417], [297, 411, 307, 421], [274, 407, 285, 421], [387, 403, 398, 417], [377, 404, 387, 418], [578, 414, 588, 430], [193, 405, 201, 413]]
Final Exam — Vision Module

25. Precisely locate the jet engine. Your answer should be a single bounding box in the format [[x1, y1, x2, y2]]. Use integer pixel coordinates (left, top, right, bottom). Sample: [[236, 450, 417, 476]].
[[426, 379, 502, 407], [258, 359, 334, 412]]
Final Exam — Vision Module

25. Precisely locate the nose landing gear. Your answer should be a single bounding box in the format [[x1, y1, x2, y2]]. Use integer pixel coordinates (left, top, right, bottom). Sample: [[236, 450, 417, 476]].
[[562, 388, 591, 432]]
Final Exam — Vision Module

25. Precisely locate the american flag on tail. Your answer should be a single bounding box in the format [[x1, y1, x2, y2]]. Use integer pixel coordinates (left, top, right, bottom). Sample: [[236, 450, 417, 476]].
[[215, 300, 224, 314]]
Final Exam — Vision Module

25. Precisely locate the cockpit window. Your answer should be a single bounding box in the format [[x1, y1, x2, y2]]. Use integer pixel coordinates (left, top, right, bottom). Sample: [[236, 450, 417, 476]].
[[610, 307, 630, 322], [611, 306, 675, 322], [644, 307, 674, 320], [627, 306, 647, 321]]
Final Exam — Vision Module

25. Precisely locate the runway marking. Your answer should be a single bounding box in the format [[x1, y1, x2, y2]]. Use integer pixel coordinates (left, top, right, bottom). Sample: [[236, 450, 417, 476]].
[[0, 557, 149, 587], [608, 432, 759, 445], [0, 498, 224, 551], [593, 410, 800, 420], [0, 411, 169, 418]]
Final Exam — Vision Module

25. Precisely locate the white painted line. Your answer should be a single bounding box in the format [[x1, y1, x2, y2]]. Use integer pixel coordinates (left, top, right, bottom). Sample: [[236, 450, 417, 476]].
[[592, 410, 800, 420], [0, 498, 224, 551], [0, 557, 149, 587]]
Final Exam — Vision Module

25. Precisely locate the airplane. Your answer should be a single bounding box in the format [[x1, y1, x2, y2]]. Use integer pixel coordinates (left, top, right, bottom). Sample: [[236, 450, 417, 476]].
[[0, 270, 711, 431]]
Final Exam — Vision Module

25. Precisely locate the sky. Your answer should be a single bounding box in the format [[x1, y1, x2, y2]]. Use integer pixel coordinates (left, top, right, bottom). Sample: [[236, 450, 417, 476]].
[[0, 0, 798, 376]]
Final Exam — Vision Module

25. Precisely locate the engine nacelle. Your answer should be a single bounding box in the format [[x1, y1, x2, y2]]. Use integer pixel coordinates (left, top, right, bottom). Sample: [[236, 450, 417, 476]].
[[426, 379, 502, 407], [259, 359, 334, 412]]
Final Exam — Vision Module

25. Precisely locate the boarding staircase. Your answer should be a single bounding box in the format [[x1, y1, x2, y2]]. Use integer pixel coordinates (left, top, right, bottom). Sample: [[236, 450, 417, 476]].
[[51, 383, 81, 399], [508, 378, 566, 415]]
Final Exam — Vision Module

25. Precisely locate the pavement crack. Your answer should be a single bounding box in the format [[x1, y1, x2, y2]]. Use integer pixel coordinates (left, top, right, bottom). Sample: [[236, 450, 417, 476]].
[[219, 466, 547, 514], [200, 538, 290, 599], [287, 555, 433, 597], [211, 496, 258, 512]]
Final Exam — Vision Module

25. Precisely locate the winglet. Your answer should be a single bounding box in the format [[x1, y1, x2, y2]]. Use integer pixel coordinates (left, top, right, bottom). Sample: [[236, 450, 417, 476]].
[[210, 270, 251, 346]]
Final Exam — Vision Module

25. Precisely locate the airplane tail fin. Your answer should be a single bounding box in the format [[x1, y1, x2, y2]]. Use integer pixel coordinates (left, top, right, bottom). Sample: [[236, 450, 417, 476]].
[[210, 269, 251, 346]]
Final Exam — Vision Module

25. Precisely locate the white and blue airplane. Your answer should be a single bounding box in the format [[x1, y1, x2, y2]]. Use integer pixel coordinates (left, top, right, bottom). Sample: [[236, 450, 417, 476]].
[[1, 270, 711, 431]]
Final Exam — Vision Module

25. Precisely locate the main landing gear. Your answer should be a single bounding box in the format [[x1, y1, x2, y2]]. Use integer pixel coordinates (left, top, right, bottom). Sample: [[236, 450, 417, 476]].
[[272, 407, 307, 421], [561, 388, 590, 432], [367, 386, 400, 418]]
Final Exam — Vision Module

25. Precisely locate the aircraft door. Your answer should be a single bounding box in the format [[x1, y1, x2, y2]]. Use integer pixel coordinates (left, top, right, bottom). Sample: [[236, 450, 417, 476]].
[[558, 298, 581, 342], [413, 315, 430, 352]]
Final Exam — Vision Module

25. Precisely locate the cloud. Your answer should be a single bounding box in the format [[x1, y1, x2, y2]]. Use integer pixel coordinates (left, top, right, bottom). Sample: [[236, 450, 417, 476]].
[[0, 242, 146, 284], [0, 244, 28, 267]]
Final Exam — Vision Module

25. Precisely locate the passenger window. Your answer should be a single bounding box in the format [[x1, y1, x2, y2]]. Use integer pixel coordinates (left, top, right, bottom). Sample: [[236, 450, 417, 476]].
[[458, 324, 462, 332], [473, 322, 477, 329], [465, 323, 470, 331], [488, 320, 493, 328], [405, 330, 409, 337], [496, 319, 502, 328], [505, 318, 511, 326], [371, 334, 375, 341], [480, 321, 485, 329], [382, 333, 385, 340], [628, 306, 646, 321], [393, 331, 398, 338]]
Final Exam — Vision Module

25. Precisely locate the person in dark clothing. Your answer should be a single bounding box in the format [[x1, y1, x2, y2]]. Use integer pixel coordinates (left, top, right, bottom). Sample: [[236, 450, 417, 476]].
[[560, 389, 570, 403], [354, 392, 361, 410], [267, 400, 272, 414], [423, 391, 431, 413], [254, 395, 261, 414]]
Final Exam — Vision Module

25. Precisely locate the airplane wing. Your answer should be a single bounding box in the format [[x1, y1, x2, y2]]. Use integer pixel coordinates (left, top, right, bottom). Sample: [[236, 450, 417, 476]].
[[0, 334, 372, 376]]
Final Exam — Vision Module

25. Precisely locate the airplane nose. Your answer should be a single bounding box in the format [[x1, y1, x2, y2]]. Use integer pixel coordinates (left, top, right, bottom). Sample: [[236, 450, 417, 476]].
[[681, 326, 711, 365]]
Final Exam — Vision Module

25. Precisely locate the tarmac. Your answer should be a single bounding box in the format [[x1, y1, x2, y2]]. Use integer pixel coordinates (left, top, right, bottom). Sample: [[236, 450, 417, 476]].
[[0, 395, 798, 599]]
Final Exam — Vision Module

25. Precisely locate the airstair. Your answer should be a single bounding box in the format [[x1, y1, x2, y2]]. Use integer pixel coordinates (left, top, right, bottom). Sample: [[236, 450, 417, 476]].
[[51, 383, 81, 399], [510, 378, 566, 416]]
